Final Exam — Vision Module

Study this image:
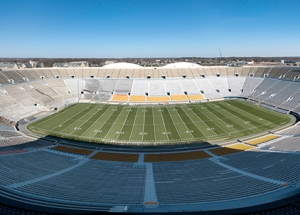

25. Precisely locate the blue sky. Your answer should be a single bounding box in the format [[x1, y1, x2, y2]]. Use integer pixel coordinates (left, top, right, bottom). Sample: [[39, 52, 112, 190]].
[[0, 0, 299, 58]]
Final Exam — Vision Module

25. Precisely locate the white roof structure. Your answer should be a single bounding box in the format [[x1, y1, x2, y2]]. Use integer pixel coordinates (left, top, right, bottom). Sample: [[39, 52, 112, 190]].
[[162, 62, 202, 68], [103, 62, 143, 68]]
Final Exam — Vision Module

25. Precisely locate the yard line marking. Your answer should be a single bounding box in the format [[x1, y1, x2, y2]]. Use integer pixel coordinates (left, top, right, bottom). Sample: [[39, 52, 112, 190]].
[[233, 101, 277, 123], [81, 105, 111, 137], [158, 107, 169, 141], [129, 107, 139, 141], [90, 106, 118, 139], [142, 107, 146, 141], [69, 106, 105, 135], [116, 107, 132, 140], [152, 107, 156, 142], [33, 104, 79, 127], [172, 107, 199, 140], [181, 106, 212, 137], [102, 106, 126, 141], [173, 107, 204, 139], [193, 104, 230, 136], [216, 103, 257, 130], [214, 103, 269, 125], [204, 103, 239, 133], [50, 104, 95, 132], [166, 106, 183, 140]]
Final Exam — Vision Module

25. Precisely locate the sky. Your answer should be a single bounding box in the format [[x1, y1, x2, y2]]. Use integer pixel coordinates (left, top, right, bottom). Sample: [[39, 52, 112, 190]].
[[0, 0, 299, 58]]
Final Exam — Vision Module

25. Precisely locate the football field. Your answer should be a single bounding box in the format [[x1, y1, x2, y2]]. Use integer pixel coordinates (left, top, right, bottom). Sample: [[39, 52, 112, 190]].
[[28, 100, 291, 144]]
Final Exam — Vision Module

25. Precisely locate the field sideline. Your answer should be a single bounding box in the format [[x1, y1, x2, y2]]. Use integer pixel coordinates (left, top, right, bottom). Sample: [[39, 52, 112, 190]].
[[28, 100, 291, 144]]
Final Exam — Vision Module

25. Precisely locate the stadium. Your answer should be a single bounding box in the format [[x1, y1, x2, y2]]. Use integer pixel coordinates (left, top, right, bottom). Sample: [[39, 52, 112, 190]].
[[0, 63, 300, 214]]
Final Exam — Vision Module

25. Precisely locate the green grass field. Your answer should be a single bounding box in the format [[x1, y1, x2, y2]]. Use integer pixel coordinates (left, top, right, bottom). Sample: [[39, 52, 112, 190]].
[[28, 100, 291, 144]]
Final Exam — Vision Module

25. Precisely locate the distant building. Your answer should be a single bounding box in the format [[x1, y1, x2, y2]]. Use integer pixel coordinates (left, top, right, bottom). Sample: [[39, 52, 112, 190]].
[[229, 61, 246, 67], [24, 63, 33, 68], [36, 62, 44, 68], [90, 64, 99, 67], [0, 62, 19, 69], [281, 60, 295, 64], [53, 61, 89, 67]]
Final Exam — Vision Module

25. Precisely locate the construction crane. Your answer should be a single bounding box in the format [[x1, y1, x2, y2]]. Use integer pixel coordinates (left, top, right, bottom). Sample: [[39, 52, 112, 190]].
[[218, 47, 222, 59]]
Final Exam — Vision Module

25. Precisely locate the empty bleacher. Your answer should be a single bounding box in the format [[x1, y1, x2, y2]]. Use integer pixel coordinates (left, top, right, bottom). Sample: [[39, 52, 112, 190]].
[[209, 143, 254, 156], [110, 94, 129, 102], [248, 78, 280, 99], [84, 79, 100, 93], [148, 80, 166, 96], [194, 78, 222, 99], [1, 70, 25, 83], [164, 79, 184, 94], [153, 158, 280, 204], [64, 78, 84, 97], [254, 67, 270, 77], [188, 94, 205, 101], [226, 67, 235, 76], [0, 72, 9, 84], [277, 84, 300, 110], [114, 79, 132, 93], [144, 151, 211, 162], [147, 96, 170, 102], [131, 80, 149, 95], [129, 95, 147, 102], [3, 85, 39, 106], [266, 136, 300, 152], [283, 67, 300, 81], [0, 151, 75, 186], [246, 134, 280, 146], [227, 77, 246, 97], [223, 150, 300, 183], [180, 79, 199, 94], [91, 151, 139, 162], [170, 94, 188, 102], [16, 159, 146, 204], [202, 67, 214, 76], [15, 69, 35, 81], [239, 77, 264, 98], [207, 77, 230, 97], [261, 80, 299, 107], [259, 79, 289, 101], [52, 145, 92, 156]]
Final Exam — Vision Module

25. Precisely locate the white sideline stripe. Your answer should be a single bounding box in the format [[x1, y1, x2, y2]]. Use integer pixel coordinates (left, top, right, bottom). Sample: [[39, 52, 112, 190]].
[[6, 159, 89, 189]]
